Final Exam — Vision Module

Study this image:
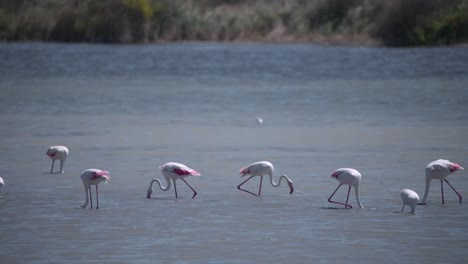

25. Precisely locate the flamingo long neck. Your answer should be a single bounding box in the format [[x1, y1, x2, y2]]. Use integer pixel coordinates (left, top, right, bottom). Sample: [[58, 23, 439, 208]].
[[81, 184, 90, 208], [150, 177, 171, 192], [420, 175, 432, 204], [353, 182, 364, 208], [269, 174, 289, 187]]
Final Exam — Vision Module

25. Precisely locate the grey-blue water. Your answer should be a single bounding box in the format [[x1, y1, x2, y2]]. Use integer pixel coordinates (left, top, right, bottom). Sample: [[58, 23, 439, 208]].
[[1, 43, 468, 263]]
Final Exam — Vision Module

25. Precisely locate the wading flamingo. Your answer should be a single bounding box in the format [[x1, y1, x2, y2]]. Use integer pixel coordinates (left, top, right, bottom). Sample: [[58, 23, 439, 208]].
[[400, 189, 419, 214], [328, 168, 364, 208], [238, 161, 294, 196], [256, 116, 263, 125], [0, 177, 4, 191], [419, 159, 464, 205], [147, 162, 200, 199], [80, 169, 110, 209], [46, 145, 69, 173]]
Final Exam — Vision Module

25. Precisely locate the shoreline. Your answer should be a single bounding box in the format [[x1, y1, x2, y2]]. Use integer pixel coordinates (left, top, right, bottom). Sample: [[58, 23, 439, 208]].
[[3, 38, 468, 48], [2, 0, 467, 48]]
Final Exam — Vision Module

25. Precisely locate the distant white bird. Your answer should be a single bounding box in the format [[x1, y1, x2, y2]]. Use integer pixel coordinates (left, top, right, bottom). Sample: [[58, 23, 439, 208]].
[[238, 161, 294, 196], [80, 169, 110, 209], [401, 189, 419, 214], [0, 177, 4, 191], [256, 116, 263, 125], [46, 145, 69, 173], [328, 168, 364, 208], [147, 162, 200, 199], [419, 159, 464, 205]]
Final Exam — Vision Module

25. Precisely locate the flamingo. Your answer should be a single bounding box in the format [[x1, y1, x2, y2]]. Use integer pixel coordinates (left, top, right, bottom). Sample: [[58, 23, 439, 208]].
[[0, 177, 4, 191], [237, 161, 294, 196], [400, 189, 420, 214], [256, 116, 263, 125], [328, 168, 364, 208], [46, 145, 69, 173], [146, 162, 200, 199], [80, 169, 110, 209], [419, 159, 464, 205]]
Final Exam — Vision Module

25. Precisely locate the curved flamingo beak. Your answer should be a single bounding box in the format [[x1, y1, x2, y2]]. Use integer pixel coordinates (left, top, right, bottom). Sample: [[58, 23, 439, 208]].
[[288, 181, 294, 194], [146, 190, 152, 199]]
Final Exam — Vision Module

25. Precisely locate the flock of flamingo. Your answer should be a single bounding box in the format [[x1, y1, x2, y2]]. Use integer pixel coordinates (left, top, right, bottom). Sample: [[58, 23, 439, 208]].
[[0, 145, 464, 214]]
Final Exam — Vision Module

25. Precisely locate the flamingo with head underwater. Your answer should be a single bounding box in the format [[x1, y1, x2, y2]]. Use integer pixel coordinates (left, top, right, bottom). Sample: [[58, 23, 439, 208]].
[[419, 159, 464, 205], [147, 162, 200, 199], [328, 168, 364, 208], [80, 169, 110, 209], [400, 189, 420, 214], [237, 161, 294, 196], [46, 145, 69, 173]]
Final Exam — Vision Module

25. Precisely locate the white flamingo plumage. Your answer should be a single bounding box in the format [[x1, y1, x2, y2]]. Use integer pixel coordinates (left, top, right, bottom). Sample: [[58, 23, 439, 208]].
[[256, 116, 263, 125], [400, 189, 420, 214], [237, 161, 294, 196], [419, 159, 464, 205], [147, 162, 200, 199], [46, 145, 69, 173], [0, 177, 4, 191], [328, 168, 364, 208], [80, 169, 110, 209]]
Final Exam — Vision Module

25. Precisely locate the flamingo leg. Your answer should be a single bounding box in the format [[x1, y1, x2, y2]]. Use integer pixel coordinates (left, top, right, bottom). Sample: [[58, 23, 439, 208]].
[[444, 179, 463, 204], [95, 185, 99, 209], [401, 204, 405, 212], [237, 176, 258, 196], [258, 176, 263, 196], [441, 180, 445, 204], [89, 186, 93, 209], [181, 178, 197, 199], [50, 160, 55, 173], [328, 184, 341, 203], [328, 184, 353, 208], [173, 179, 178, 198], [345, 185, 352, 208]]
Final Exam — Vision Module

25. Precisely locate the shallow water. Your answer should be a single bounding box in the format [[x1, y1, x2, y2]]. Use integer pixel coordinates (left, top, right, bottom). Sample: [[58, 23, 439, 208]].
[[1, 43, 468, 263]]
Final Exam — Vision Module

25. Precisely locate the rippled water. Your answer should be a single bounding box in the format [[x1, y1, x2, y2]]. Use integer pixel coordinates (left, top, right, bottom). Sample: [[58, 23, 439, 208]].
[[1, 43, 468, 263]]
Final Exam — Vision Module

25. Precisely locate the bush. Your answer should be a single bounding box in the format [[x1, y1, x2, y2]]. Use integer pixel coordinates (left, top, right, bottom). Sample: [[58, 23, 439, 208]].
[[374, 0, 468, 46], [50, 9, 86, 42], [1, 0, 467, 45], [12, 6, 53, 41]]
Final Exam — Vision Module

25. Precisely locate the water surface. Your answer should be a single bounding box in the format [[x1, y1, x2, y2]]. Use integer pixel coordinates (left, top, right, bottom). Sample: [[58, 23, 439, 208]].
[[1, 43, 468, 263]]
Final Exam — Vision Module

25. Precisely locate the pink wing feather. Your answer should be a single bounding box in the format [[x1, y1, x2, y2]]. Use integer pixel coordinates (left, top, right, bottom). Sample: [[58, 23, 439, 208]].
[[239, 167, 249, 176], [330, 171, 342, 178], [448, 163, 464, 172], [46, 149, 55, 157], [173, 168, 200, 176], [91, 170, 110, 180]]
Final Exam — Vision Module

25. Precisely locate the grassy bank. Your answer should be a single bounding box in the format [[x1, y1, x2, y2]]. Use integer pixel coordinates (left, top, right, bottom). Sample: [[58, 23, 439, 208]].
[[1, 0, 467, 46]]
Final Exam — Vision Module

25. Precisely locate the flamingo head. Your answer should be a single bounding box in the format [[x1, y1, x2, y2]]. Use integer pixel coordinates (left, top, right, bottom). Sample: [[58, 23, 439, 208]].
[[146, 188, 153, 199], [287, 179, 294, 194]]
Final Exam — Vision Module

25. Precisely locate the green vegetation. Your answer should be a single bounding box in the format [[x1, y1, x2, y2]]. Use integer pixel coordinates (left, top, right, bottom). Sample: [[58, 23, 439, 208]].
[[0, 0, 467, 46], [373, 0, 468, 46]]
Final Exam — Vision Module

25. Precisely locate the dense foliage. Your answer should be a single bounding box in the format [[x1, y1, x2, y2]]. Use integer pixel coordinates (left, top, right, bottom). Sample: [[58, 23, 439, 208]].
[[0, 0, 467, 46]]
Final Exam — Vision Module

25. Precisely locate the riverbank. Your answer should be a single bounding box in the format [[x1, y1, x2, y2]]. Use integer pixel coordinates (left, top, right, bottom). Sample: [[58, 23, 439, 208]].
[[1, 0, 467, 46]]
